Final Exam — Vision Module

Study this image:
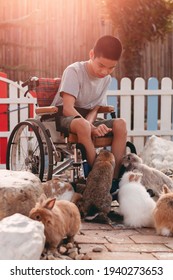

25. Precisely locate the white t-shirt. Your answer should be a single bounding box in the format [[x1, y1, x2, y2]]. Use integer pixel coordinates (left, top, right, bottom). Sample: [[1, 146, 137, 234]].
[[51, 61, 111, 109]]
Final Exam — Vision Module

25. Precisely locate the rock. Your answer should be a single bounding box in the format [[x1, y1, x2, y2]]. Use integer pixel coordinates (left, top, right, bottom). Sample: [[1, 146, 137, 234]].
[[92, 246, 103, 252], [69, 251, 78, 259], [66, 242, 73, 249], [59, 245, 67, 254], [68, 247, 78, 254], [0, 170, 43, 220], [0, 213, 45, 260], [58, 255, 72, 260], [39, 241, 82, 260], [47, 254, 57, 260], [81, 254, 92, 260], [141, 135, 173, 170], [161, 168, 173, 179], [75, 253, 85, 260]]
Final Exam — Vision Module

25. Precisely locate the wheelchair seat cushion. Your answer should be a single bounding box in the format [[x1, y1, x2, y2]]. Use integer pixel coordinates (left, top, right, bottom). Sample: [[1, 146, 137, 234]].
[[36, 78, 61, 107]]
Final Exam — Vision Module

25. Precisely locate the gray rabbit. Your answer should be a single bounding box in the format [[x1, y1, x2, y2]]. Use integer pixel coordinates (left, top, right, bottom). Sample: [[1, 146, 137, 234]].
[[78, 149, 115, 222], [122, 153, 173, 199]]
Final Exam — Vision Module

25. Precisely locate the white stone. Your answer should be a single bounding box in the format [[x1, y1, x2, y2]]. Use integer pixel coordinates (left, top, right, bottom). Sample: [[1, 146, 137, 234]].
[[141, 135, 173, 170], [0, 170, 43, 220], [0, 213, 45, 260]]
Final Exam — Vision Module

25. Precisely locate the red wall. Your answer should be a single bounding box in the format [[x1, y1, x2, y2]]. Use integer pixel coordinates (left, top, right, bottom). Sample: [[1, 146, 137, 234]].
[[0, 72, 8, 164]]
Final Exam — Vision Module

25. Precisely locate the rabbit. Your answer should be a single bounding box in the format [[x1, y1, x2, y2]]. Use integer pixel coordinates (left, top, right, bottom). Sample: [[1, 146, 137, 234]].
[[118, 171, 156, 228], [42, 177, 82, 204], [153, 185, 173, 236], [122, 153, 173, 199], [29, 193, 81, 248], [77, 149, 115, 223]]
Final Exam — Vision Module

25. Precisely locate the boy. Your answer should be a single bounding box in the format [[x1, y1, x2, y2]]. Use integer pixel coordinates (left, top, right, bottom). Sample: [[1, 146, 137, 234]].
[[52, 35, 127, 196]]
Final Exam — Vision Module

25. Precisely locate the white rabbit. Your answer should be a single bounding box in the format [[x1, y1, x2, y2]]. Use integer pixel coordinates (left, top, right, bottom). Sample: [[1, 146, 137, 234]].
[[118, 171, 156, 228]]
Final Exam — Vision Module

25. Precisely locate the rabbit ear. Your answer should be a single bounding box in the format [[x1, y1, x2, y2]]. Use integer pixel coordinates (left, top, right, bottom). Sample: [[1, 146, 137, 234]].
[[129, 173, 135, 182], [134, 172, 142, 181], [38, 193, 47, 203], [129, 172, 142, 182], [162, 184, 171, 194], [44, 198, 56, 210]]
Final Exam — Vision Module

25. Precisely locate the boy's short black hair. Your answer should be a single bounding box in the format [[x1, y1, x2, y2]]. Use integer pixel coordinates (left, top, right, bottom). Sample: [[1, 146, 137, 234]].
[[93, 35, 122, 61]]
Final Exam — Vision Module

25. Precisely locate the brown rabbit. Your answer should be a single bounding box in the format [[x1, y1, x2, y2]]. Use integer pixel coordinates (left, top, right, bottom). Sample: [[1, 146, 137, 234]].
[[29, 194, 81, 248], [78, 149, 115, 222], [153, 185, 173, 236]]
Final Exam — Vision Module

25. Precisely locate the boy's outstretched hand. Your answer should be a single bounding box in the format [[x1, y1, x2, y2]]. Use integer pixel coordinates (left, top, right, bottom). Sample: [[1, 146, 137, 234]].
[[91, 124, 112, 137]]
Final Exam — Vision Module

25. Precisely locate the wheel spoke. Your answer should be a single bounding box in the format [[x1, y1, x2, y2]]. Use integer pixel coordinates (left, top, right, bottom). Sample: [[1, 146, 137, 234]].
[[6, 121, 44, 180]]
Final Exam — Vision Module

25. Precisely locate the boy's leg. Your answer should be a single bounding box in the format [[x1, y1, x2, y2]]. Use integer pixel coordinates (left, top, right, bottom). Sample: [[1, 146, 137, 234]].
[[94, 118, 127, 178], [70, 117, 96, 166], [56, 115, 97, 166]]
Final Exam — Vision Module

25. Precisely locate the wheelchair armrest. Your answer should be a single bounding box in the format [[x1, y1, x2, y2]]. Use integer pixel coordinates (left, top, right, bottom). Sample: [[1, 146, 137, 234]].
[[98, 106, 115, 113], [35, 106, 58, 116], [35, 105, 114, 116]]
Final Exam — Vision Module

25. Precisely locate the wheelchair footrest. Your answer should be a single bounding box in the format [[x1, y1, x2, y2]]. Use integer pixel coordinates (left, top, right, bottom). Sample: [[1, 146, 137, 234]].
[[53, 158, 74, 175], [73, 162, 82, 167]]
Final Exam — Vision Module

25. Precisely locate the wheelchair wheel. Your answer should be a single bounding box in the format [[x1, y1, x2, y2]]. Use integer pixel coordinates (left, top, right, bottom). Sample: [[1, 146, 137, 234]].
[[25, 118, 54, 181], [6, 121, 45, 181]]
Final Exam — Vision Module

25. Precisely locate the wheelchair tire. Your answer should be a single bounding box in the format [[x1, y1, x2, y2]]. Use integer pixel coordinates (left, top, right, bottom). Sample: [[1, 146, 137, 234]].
[[25, 118, 54, 181], [6, 121, 45, 181]]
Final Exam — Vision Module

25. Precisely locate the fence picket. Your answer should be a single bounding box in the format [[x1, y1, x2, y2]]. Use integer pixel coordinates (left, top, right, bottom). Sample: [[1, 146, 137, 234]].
[[9, 83, 19, 131], [133, 78, 145, 153], [120, 77, 132, 142], [160, 77, 172, 140], [106, 78, 118, 117], [147, 77, 159, 130]]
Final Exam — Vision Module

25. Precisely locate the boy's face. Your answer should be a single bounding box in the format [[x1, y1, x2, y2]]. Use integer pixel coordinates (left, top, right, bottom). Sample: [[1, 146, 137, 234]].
[[89, 50, 117, 78]]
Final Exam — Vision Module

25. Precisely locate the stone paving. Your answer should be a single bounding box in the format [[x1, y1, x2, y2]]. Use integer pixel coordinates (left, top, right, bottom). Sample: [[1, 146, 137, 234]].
[[75, 221, 173, 260]]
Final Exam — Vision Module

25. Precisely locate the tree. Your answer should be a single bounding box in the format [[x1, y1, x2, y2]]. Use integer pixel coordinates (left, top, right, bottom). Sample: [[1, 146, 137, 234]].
[[101, 0, 173, 80]]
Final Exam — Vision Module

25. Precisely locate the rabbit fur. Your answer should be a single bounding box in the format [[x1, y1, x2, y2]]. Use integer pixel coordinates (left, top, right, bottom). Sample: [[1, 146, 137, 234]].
[[153, 185, 173, 236], [122, 153, 173, 199], [78, 149, 115, 222], [29, 193, 81, 248], [42, 177, 82, 204], [119, 171, 156, 228]]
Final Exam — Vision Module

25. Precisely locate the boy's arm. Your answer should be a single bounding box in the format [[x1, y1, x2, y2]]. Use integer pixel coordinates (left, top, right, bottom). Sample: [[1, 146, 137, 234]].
[[61, 92, 81, 117], [86, 106, 112, 136], [61, 92, 99, 123], [85, 106, 100, 124], [61, 92, 112, 137]]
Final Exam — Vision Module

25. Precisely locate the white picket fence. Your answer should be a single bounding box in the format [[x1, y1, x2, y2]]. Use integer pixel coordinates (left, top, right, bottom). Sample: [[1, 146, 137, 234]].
[[0, 75, 173, 169], [106, 77, 173, 153]]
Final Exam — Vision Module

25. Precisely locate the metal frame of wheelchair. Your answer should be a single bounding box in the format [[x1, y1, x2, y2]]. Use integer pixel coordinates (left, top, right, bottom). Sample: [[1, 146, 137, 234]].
[[6, 77, 136, 183], [6, 116, 88, 182]]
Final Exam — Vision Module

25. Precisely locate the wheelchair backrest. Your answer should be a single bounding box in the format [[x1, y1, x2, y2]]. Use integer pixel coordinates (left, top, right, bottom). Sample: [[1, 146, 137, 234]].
[[35, 78, 61, 107]]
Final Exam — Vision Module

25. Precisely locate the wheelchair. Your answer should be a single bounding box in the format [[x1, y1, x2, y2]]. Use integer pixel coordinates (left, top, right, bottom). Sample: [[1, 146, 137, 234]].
[[6, 77, 136, 183]]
